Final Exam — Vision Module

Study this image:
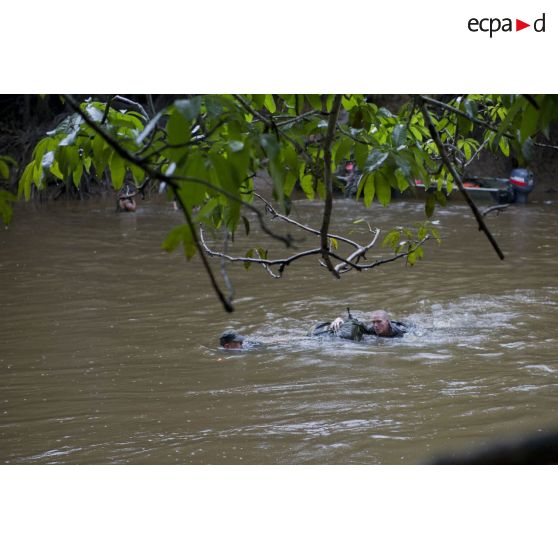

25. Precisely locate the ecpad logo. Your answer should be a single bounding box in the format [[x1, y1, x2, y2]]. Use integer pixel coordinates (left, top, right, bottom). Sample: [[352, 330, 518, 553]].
[[468, 13, 546, 37]]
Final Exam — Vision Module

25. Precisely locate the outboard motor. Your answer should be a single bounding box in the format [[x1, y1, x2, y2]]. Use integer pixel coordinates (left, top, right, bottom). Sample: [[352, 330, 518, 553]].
[[508, 168, 535, 203]]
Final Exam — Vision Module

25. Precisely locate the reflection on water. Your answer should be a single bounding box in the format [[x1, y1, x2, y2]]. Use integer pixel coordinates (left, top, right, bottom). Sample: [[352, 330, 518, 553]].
[[1, 198, 557, 463]]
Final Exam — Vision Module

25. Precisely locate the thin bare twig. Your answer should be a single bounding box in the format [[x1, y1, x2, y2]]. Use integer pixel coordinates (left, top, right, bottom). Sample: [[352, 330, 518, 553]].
[[199, 226, 322, 277], [334, 228, 380, 273], [463, 136, 491, 170], [276, 110, 320, 128], [253, 193, 361, 249], [534, 141, 558, 151], [346, 235, 431, 271], [111, 95, 149, 120]]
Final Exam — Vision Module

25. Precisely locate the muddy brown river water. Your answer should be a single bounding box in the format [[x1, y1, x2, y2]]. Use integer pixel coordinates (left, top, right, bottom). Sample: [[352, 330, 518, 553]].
[[1, 195, 557, 464]]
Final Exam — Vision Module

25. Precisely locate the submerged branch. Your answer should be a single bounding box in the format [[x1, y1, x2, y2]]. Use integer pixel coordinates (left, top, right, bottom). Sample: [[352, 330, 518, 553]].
[[482, 204, 510, 217]]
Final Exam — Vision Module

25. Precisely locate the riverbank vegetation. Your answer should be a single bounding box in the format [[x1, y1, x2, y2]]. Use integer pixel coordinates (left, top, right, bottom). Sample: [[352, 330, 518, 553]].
[[3, 94, 558, 311]]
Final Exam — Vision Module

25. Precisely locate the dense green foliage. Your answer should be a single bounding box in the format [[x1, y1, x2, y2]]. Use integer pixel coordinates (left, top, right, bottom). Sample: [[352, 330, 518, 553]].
[[14, 93, 558, 308]]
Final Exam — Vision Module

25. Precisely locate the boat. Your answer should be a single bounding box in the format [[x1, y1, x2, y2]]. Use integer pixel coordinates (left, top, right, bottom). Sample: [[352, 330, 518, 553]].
[[414, 168, 535, 203]]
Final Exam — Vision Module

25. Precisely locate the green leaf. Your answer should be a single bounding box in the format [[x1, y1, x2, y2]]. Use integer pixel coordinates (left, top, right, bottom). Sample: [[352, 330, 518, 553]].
[[362, 173, 375, 206], [519, 103, 539, 141], [166, 109, 191, 145], [257, 247, 268, 260], [260, 134, 280, 160], [241, 216, 250, 236], [354, 142, 369, 169], [425, 194, 436, 218], [91, 134, 111, 178], [395, 169, 409, 192], [251, 95, 265, 109], [333, 136, 353, 165], [306, 95, 323, 111], [195, 197, 221, 223], [434, 190, 447, 207], [110, 154, 126, 190], [161, 224, 196, 260], [364, 151, 389, 173], [300, 174, 315, 200], [130, 164, 144, 185], [341, 95, 358, 111], [72, 164, 83, 188], [264, 94, 276, 113], [446, 173, 454, 195], [463, 99, 477, 119], [0, 160, 9, 180], [378, 107, 395, 119], [244, 248, 254, 269], [283, 144, 299, 175], [84, 104, 104, 123], [392, 124, 407, 147], [0, 189, 17, 225], [284, 172, 297, 197], [174, 97, 202, 121], [382, 229, 401, 250], [375, 172, 391, 207], [499, 137, 510, 157], [18, 162, 34, 200], [409, 126, 422, 142]]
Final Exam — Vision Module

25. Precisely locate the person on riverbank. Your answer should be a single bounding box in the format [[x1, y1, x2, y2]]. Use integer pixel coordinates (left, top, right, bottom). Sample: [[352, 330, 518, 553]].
[[310, 309, 407, 341], [117, 184, 137, 212]]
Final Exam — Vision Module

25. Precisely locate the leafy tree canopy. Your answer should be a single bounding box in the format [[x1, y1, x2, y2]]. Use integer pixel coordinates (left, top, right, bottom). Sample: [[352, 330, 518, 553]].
[[12, 93, 558, 311]]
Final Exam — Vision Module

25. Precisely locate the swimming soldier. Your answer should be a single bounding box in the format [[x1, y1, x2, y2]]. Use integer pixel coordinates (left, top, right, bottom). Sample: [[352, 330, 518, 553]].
[[310, 309, 407, 341], [219, 330, 245, 350]]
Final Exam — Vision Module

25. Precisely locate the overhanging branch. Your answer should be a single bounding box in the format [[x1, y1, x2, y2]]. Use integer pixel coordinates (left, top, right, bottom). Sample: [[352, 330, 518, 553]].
[[420, 100, 505, 260]]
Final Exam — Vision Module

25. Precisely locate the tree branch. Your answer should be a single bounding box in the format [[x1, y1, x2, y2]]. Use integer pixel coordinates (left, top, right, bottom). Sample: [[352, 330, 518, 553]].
[[320, 95, 343, 278], [253, 193, 361, 250], [420, 101, 505, 260], [421, 95, 515, 140], [275, 110, 320, 128], [199, 226, 322, 277], [334, 227, 380, 273], [345, 235, 431, 271], [110, 95, 149, 120]]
